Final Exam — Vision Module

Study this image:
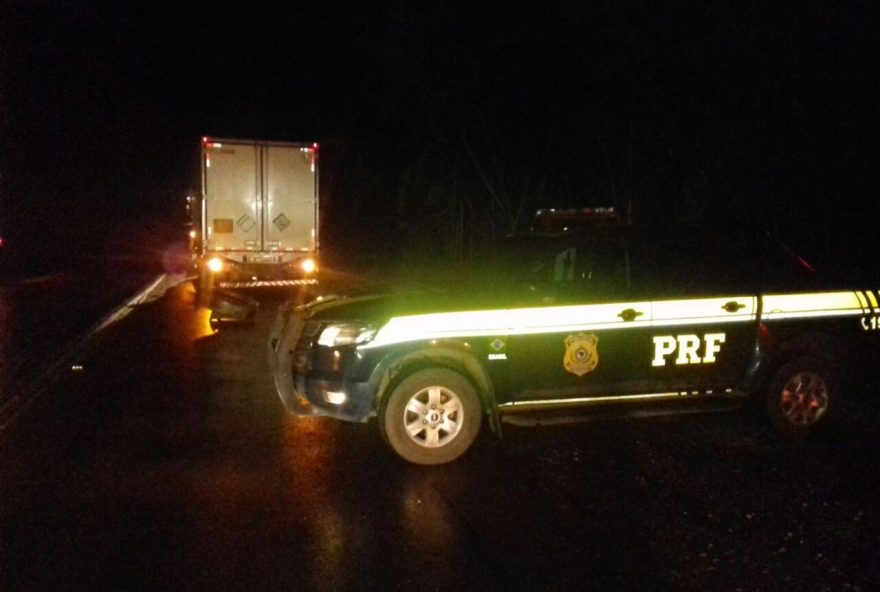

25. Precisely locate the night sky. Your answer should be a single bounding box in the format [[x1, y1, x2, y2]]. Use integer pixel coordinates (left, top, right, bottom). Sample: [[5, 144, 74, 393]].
[[2, 1, 878, 276]]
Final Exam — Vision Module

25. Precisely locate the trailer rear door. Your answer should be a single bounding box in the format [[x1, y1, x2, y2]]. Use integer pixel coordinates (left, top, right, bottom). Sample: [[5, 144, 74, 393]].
[[203, 142, 260, 254], [203, 140, 317, 261], [264, 145, 317, 253]]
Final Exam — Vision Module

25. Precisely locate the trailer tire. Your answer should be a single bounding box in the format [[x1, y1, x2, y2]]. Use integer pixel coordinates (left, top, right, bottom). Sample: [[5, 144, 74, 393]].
[[196, 267, 213, 307]]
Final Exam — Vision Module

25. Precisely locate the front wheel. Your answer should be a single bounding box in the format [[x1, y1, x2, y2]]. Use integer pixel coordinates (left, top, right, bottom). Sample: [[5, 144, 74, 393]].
[[766, 356, 835, 435], [379, 368, 482, 465]]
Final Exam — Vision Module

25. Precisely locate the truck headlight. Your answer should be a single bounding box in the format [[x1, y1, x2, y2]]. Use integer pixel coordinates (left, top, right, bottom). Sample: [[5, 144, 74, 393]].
[[317, 323, 376, 347], [207, 257, 224, 273]]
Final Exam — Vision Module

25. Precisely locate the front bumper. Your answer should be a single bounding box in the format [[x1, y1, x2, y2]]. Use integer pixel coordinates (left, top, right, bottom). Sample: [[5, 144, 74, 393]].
[[269, 305, 374, 422]]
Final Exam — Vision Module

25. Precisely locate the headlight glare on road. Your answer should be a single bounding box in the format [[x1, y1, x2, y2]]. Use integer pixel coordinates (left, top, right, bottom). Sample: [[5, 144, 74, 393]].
[[317, 323, 376, 347]]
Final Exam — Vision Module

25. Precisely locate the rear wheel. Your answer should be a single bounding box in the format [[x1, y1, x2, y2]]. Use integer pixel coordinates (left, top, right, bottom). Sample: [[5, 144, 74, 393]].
[[766, 357, 834, 435], [379, 368, 482, 465]]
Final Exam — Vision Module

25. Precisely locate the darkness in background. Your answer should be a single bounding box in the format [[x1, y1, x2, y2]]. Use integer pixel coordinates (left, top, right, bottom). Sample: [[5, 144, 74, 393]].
[[1, 2, 877, 279]]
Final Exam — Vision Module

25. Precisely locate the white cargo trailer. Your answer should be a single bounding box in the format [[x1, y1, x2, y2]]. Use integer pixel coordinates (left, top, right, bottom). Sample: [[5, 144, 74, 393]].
[[197, 137, 319, 293]]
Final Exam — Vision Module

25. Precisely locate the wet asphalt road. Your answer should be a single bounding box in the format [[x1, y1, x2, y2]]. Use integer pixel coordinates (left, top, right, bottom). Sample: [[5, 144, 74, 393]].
[[1, 268, 167, 431], [2, 281, 879, 592]]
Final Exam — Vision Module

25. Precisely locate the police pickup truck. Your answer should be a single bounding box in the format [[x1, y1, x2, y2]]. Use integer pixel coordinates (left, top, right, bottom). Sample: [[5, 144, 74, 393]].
[[269, 224, 880, 465]]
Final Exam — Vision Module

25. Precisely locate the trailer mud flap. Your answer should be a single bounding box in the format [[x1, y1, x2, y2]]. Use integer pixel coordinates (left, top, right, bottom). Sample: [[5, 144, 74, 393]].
[[208, 289, 258, 327]]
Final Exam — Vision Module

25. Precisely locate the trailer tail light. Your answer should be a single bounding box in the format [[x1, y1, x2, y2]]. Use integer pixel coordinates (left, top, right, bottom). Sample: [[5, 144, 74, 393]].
[[302, 144, 319, 171]]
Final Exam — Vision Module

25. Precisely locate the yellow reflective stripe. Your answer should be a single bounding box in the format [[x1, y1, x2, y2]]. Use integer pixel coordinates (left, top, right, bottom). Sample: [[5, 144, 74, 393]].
[[363, 302, 651, 348], [866, 290, 880, 313], [363, 291, 862, 349], [856, 291, 869, 311], [364, 295, 756, 349], [651, 296, 757, 326], [761, 291, 863, 321]]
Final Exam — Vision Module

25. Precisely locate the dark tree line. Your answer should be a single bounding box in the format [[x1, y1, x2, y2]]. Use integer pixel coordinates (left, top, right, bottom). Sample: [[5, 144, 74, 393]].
[[2, 1, 878, 276], [306, 2, 878, 273]]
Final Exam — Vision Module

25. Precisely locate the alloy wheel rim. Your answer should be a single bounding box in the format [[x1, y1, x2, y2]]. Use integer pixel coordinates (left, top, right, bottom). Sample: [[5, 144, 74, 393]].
[[779, 371, 828, 426], [403, 385, 464, 448]]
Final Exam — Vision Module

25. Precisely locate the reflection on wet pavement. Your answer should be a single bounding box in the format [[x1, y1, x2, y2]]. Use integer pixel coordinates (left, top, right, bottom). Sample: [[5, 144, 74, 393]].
[[1, 281, 878, 591]]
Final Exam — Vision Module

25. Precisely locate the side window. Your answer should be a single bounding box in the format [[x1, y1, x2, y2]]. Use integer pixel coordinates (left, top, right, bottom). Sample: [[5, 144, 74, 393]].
[[548, 239, 630, 300], [753, 236, 820, 291], [616, 226, 820, 299], [553, 248, 577, 282], [629, 231, 745, 297]]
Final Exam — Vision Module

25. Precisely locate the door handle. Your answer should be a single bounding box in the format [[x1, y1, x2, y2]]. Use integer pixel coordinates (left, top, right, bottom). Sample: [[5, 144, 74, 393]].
[[722, 301, 746, 313], [618, 308, 644, 322]]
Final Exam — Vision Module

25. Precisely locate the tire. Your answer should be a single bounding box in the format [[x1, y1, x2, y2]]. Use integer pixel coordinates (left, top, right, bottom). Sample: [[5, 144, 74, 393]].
[[379, 368, 482, 465], [766, 356, 835, 435], [196, 266, 213, 307]]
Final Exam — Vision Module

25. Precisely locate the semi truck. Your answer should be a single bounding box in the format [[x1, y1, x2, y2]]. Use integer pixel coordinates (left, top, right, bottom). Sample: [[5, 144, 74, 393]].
[[194, 137, 319, 298]]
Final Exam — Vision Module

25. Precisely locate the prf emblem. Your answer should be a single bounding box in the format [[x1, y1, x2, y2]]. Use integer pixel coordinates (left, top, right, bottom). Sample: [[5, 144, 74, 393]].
[[564, 333, 599, 376]]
